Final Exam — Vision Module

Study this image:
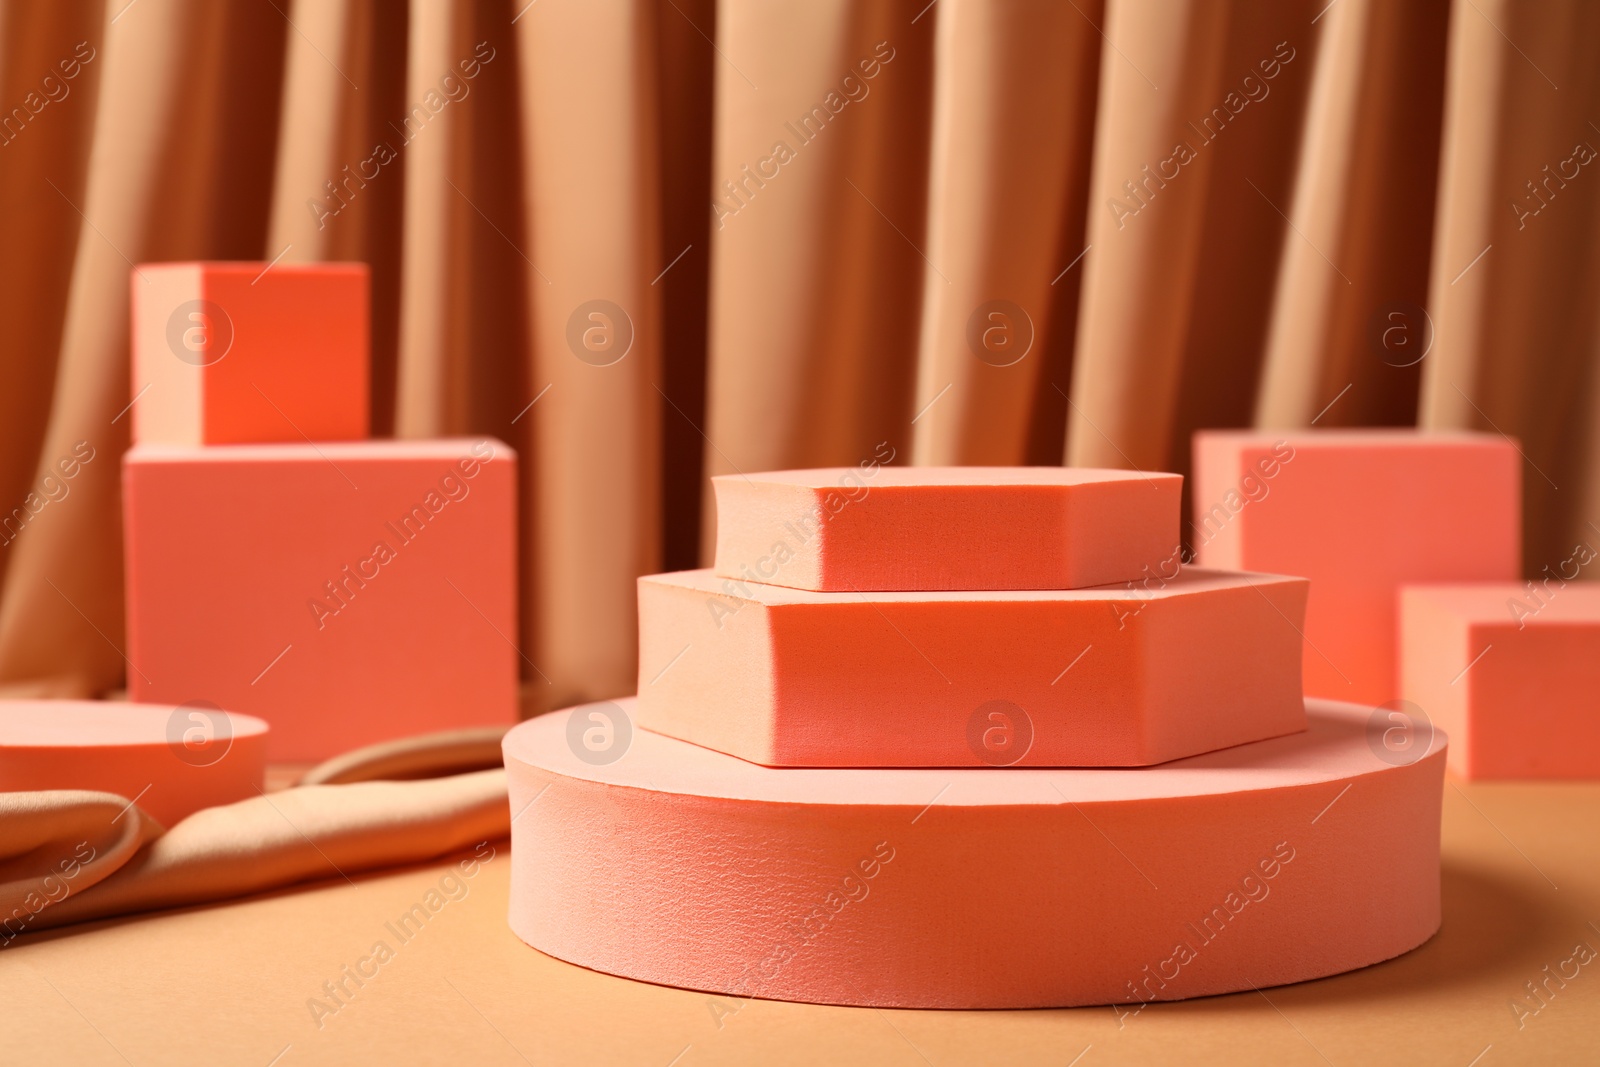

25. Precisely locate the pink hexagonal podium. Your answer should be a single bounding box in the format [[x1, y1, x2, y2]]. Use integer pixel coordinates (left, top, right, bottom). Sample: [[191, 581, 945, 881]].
[[637, 567, 1307, 767], [713, 466, 1181, 592]]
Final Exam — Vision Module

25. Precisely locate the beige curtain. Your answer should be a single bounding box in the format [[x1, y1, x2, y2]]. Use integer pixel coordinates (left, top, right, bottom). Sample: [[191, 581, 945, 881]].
[[0, 0, 1593, 712]]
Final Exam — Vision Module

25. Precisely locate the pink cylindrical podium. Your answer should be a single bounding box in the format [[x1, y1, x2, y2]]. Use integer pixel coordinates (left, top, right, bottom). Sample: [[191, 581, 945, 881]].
[[504, 698, 1444, 1009], [0, 701, 267, 827]]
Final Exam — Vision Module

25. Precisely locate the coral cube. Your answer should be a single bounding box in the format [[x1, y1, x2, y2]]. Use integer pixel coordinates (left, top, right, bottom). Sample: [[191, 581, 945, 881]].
[[130, 261, 369, 445], [1400, 582, 1600, 779]]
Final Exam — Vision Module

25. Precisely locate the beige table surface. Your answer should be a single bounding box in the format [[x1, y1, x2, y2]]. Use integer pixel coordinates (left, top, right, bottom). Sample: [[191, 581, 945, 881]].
[[5, 777, 1598, 1066]]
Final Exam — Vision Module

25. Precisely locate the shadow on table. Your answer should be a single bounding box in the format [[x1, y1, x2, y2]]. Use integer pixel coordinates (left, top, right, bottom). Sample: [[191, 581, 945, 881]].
[[799, 857, 1548, 1021], [1301, 857, 1556, 1000], [1090, 857, 1557, 1023]]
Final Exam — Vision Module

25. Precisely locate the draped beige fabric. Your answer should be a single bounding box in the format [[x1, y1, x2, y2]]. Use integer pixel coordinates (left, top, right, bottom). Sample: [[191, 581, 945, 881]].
[[0, 0, 1593, 709], [0, 726, 512, 934]]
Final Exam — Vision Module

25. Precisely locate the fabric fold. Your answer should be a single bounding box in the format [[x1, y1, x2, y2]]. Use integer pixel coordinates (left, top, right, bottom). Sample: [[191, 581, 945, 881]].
[[2, 729, 512, 938]]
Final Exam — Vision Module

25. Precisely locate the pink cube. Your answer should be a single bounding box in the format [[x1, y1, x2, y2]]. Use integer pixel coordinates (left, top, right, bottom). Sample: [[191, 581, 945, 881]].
[[131, 262, 370, 445], [124, 439, 518, 760], [1401, 582, 1600, 779]]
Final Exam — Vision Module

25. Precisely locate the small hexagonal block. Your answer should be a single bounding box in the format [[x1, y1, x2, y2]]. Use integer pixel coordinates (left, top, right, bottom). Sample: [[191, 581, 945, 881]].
[[712, 465, 1182, 592]]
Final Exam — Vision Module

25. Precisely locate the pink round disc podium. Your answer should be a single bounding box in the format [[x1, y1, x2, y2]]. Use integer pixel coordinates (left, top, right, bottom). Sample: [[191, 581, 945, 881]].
[[504, 698, 1444, 1009]]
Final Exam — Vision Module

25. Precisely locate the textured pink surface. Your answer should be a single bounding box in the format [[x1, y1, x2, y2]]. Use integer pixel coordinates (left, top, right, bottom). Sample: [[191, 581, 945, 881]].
[[0, 701, 266, 827], [124, 439, 518, 761], [1401, 583, 1600, 779], [505, 697, 1445, 1008], [712, 466, 1181, 591], [1193, 430, 1520, 706], [636, 567, 1307, 766]]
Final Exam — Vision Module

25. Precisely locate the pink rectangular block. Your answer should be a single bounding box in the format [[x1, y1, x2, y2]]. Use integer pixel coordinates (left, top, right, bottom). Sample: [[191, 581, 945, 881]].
[[712, 465, 1182, 592], [131, 262, 369, 445], [637, 567, 1307, 767], [1400, 583, 1600, 779], [1193, 430, 1520, 705], [124, 439, 518, 760]]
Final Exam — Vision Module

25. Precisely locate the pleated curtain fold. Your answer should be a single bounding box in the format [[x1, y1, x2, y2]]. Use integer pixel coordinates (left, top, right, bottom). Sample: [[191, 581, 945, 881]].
[[0, 0, 1594, 710]]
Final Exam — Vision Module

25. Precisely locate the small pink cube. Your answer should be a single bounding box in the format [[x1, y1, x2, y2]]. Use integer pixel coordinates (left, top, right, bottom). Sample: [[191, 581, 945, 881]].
[[1401, 582, 1600, 779]]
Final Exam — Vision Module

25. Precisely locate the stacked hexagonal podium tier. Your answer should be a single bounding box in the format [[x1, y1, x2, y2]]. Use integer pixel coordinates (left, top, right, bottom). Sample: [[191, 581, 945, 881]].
[[505, 466, 1446, 1008]]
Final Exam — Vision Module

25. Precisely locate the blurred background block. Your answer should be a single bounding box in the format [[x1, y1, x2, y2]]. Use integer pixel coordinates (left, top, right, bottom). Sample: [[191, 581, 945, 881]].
[[1401, 583, 1600, 780], [1193, 429, 1520, 704]]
